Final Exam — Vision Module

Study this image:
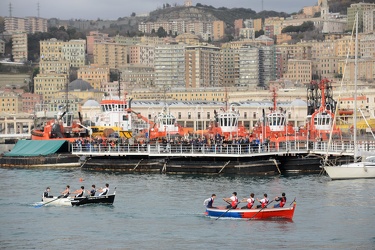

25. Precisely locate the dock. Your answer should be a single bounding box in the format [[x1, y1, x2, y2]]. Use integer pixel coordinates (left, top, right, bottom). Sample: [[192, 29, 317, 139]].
[[70, 140, 375, 174]]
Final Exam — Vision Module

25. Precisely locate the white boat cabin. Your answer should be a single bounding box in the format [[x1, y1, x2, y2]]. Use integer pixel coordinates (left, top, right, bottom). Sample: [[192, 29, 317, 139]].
[[215, 106, 239, 133], [267, 112, 286, 132], [95, 100, 132, 131]]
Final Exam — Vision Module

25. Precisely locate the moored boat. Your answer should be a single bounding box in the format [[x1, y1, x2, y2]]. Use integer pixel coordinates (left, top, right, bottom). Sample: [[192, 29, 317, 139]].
[[323, 156, 375, 180], [205, 202, 296, 220]]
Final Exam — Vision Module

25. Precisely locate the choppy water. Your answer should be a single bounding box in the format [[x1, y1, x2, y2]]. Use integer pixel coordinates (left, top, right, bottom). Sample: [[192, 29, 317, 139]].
[[0, 168, 374, 249]]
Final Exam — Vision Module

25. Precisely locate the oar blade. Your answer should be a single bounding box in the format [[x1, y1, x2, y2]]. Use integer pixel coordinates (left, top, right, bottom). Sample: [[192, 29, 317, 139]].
[[34, 203, 44, 208]]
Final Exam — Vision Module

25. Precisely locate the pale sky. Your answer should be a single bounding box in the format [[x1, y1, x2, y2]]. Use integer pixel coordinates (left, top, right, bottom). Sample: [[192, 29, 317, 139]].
[[0, 0, 318, 20]]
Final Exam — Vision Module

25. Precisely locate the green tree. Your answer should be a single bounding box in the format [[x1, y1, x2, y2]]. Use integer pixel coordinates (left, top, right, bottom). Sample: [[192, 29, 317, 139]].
[[157, 27, 167, 37]]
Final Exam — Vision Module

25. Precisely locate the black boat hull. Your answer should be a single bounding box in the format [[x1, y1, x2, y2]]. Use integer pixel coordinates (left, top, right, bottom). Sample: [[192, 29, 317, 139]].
[[71, 194, 115, 206]]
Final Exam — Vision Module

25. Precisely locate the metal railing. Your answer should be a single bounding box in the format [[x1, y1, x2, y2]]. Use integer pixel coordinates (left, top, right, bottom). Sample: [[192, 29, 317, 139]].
[[71, 140, 375, 157]]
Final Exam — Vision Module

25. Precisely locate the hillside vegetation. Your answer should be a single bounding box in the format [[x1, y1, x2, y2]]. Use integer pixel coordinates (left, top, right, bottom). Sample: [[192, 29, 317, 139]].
[[329, 0, 375, 14], [147, 5, 289, 28]]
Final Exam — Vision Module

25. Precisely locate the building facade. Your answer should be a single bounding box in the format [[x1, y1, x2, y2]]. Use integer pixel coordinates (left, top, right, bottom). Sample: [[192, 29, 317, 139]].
[[12, 32, 28, 63]]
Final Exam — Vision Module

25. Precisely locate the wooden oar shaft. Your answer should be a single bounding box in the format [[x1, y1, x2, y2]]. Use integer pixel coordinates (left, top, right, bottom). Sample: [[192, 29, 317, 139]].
[[215, 201, 242, 220], [249, 200, 274, 220]]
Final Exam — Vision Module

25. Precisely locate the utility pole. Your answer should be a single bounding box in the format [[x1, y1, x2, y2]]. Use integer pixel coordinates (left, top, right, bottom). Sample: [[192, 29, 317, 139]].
[[37, 2, 40, 18], [261, 0, 264, 12], [9, 3, 12, 17]]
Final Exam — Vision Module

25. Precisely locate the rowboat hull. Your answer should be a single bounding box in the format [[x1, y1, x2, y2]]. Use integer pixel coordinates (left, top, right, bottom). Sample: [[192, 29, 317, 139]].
[[41, 194, 115, 206], [42, 197, 73, 206], [205, 202, 296, 220], [71, 194, 115, 206]]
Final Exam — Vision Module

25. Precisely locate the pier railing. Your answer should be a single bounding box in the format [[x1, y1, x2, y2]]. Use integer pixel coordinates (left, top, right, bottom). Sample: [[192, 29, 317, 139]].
[[71, 140, 375, 157]]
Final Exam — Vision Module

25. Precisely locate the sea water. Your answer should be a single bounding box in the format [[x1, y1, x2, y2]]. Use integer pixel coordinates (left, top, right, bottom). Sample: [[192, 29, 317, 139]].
[[0, 168, 374, 249]]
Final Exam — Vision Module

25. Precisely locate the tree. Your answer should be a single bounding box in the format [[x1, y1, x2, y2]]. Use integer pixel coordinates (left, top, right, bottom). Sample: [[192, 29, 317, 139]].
[[255, 30, 264, 38], [157, 27, 167, 37], [131, 12, 136, 17]]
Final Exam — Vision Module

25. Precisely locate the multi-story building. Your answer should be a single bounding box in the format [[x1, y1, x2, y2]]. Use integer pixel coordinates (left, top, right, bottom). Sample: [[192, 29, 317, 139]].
[[360, 34, 375, 58], [128, 44, 155, 67], [86, 31, 113, 56], [140, 36, 167, 45], [283, 59, 312, 84], [21, 92, 43, 113], [212, 20, 225, 41], [276, 44, 312, 76], [303, 5, 321, 17], [77, 65, 110, 90], [334, 35, 357, 57], [39, 60, 70, 74], [11, 32, 28, 63], [234, 19, 244, 38], [221, 45, 240, 87], [264, 25, 275, 38], [276, 33, 292, 44], [93, 42, 129, 69], [314, 57, 340, 79], [28, 17, 48, 34], [0, 88, 23, 114], [139, 20, 213, 41], [114, 35, 142, 45], [0, 39, 5, 55], [259, 46, 277, 87], [347, 3, 375, 32], [264, 17, 284, 36], [363, 9, 375, 33], [34, 74, 69, 102], [338, 58, 375, 82], [239, 28, 255, 40], [40, 38, 65, 61], [61, 39, 86, 68], [4, 16, 47, 34], [253, 18, 263, 31], [237, 45, 259, 88], [175, 33, 200, 45], [119, 64, 154, 90], [154, 44, 186, 88], [184, 45, 222, 88], [40, 38, 86, 67]]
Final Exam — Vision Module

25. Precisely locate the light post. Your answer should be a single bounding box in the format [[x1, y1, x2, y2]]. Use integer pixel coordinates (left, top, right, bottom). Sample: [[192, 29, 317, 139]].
[[195, 106, 204, 138]]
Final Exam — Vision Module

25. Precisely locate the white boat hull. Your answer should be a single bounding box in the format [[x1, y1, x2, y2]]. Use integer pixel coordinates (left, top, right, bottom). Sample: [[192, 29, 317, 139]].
[[42, 196, 73, 206], [324, 162, 375, 180]]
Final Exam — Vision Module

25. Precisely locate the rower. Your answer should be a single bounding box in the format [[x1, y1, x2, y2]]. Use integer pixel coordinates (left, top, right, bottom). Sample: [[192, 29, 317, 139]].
[[273, 193, 287, 208], [72, 186, 85, 198], [98, 183, 109, 196]]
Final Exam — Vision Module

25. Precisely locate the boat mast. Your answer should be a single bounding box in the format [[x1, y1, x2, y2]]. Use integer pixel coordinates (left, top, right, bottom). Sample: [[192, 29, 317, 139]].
[[354, 12, 358, 161]]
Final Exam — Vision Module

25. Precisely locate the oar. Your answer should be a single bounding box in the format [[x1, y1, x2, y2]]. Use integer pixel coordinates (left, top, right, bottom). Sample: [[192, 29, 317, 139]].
[[248, 200, 274, 220], [215, 201, 242, 220], [289, 197, 296, 206], [34, 196, 62, 208]]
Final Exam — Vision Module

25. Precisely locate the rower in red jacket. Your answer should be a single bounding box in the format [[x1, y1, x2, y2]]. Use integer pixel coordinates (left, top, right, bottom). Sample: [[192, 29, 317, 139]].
[[256, 193, 269, 208], [273, 193, 287, 208]]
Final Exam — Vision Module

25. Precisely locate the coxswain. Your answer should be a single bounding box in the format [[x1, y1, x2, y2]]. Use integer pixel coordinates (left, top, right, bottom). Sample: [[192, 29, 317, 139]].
[[273, 193, 287, 208], [203, 194, 217, 208], [241, 193, 255, 209], [223, 192, 238, 209], [43, 187, 53, 200]]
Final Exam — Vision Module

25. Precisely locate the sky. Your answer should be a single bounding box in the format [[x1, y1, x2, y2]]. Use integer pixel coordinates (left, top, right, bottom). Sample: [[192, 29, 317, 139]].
[[0, 0, 318, 20]]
